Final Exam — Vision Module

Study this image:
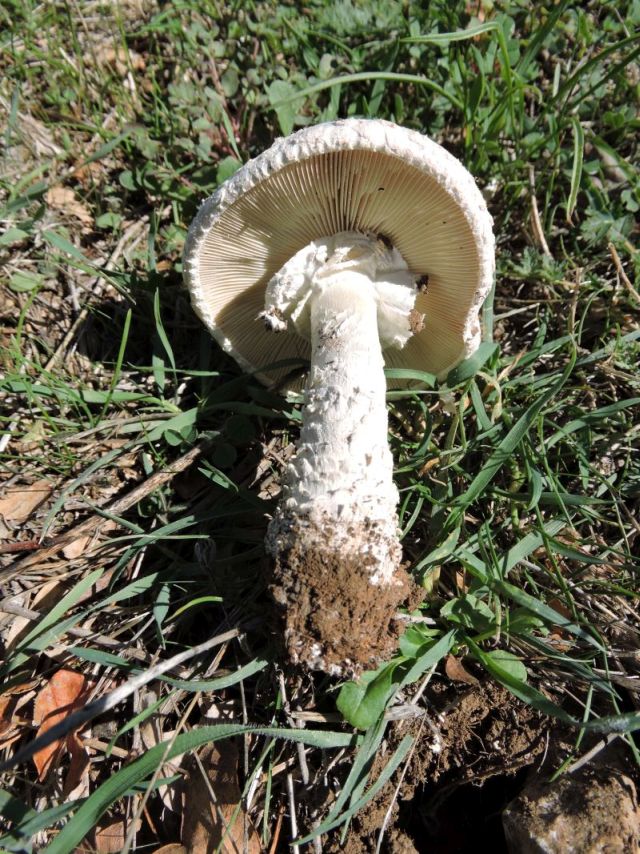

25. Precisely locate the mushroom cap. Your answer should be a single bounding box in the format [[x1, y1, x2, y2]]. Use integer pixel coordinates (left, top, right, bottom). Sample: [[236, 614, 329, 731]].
[[183, 118, 495, 387]]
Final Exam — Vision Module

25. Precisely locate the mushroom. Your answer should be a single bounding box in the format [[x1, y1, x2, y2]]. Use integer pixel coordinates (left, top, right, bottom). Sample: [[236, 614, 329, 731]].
[[184, 118, 494, 675]]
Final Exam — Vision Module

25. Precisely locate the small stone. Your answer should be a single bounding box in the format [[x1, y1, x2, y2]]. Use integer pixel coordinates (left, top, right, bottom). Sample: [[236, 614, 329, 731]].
[[503, 766, 640, 853]]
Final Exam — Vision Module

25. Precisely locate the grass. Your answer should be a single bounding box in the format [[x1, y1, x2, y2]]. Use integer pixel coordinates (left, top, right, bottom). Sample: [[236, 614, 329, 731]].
[[1, 0, 639, 850]]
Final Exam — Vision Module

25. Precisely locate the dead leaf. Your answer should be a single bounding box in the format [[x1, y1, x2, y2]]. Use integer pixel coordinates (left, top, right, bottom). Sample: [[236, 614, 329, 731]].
[[0, 479, 53, 527], [64, 731, 91, 799], [181, 741, 261, 854], [18, 418, 47, 450], [93, 819, 128, 853], [0, 685, 32, 749], [4, 579, 62, 653], [138, 708, 185, 814], [33, 668, 91, 781], [94, 45, 145, 75], [46, 186, 93, 227], [152, 846, 187, 854], [72, 160, 104, 187], [63, 518, 119, 561], [75, 818, 142, 853], [445, 654, 479, 686], [547, 598, 575, 650], [418, 456, 440, 476], [62, 535, 92, 560], [455, 569, 468, 592]]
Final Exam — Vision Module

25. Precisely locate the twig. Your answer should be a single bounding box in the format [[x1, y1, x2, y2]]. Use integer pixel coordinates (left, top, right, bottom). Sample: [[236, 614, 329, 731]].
[[122, 691, 202, 854], [528, 165, 552, 258], [0, 437, 213, 583], [0, 627, 240, 774], [0, 600, 149, 660], [609, 242, 640, 306], [566, 733, 619, 774], [278, 672, 310, 785], [286, 772, 300, 854], [0, 540, 41, 555], [268, 806, 285, 854]]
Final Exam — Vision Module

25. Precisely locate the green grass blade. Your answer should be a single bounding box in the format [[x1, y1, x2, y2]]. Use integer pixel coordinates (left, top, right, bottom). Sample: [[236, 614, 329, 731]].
[[41, 725, 355, 854], [566, 117, 584, 223], [449, 348, 576, 522]]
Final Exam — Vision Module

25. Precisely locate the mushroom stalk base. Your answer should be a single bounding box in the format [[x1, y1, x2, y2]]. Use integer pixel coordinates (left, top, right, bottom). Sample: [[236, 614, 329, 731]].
[[267, 270, 410, 674]]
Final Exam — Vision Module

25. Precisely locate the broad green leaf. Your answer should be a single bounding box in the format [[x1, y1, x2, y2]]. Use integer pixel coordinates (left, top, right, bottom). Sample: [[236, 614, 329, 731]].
[[468, 638, 572, 721], [384, 367, 437, 387], [267, 80, 303, 136], [414, 527, 461, 580], [483, 650, 528, 682], [398, 624, 440, 658], [441, 594, 495, 632], [9, 270, 43, 292], [337, 661, 400, 730], [399, 630, 458, 687], [0, 227, 29, 245], [217, 155, 242, 184]]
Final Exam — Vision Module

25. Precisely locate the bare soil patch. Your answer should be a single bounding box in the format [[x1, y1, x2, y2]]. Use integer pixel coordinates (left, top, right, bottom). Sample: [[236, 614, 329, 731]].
[[325, 681, 550, 852]]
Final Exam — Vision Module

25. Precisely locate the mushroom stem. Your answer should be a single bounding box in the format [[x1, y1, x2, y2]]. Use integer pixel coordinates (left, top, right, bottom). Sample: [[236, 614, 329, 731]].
[[264, 233, 419, 673], [268, 269, 401, 581]]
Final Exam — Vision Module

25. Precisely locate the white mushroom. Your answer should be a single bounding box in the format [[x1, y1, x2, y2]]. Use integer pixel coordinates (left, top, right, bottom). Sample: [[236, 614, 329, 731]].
[[184, 118, 494, 674]]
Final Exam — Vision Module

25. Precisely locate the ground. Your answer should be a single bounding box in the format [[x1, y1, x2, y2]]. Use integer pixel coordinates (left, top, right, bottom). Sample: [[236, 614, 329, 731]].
[[0, 1, 639, 851]]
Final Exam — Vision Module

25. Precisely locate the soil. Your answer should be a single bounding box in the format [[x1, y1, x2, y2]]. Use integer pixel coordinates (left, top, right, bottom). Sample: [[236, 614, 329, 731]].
[[269, 516, 411, 675], [324, 681, 551, 852]]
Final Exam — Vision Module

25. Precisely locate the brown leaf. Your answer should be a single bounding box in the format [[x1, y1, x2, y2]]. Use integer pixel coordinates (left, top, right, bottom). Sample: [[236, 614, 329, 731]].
[[0, 679, 38, 697], [0, 479, 53, 526], [455, 569, 468, 592], [182, 742, 261, 854], [418, 456, 440, 476], [0, 680, 35, 745], [71, 160, 104, 187], [547, 598, 575, 650], [94, 45, 145, 75], [33, 669, 90, 781], [62, 535, 92, 560], [93, 819, 128, 853], [75, 818, 141, 853], [139, 713, 184, 814], [46, 186, 93, 227], [63, 518, 119, 561], [4, 580, 62, 653], [0, 689, 27, 749], [63, 731, 91, 798], [445, 654, 479, 686], [152, 846, 187, 854]]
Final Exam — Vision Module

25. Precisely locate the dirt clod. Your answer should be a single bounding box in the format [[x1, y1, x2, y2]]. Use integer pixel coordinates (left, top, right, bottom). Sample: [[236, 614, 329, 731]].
[[269, 518, 409, 675], [503, 766, 640, 853]]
